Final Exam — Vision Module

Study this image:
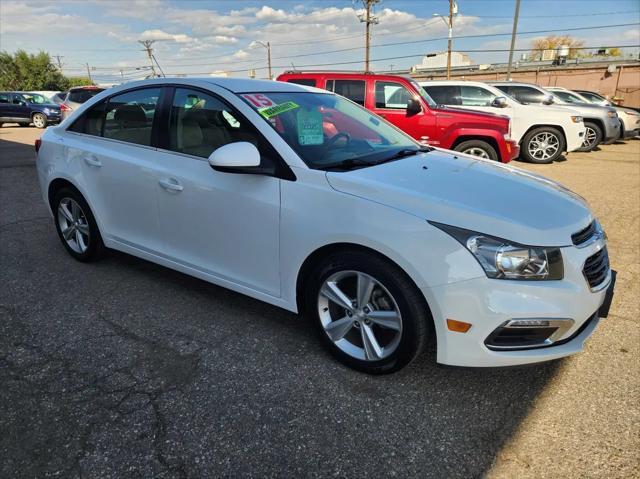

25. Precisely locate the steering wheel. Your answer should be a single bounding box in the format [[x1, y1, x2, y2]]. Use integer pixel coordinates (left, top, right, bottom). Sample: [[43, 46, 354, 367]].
[[325, 132, 351, 150]]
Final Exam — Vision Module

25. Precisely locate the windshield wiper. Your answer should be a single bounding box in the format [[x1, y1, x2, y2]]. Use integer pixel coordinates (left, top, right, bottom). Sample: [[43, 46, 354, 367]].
[[373, 147, 432, 165], [319, 146, 432, 171], [319, 158, 379, 171]]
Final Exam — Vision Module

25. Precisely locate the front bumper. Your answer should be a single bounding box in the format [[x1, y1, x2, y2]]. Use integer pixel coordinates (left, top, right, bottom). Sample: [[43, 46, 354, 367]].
[[566, 123, 586, 152], [603, 117, 621, 142], [422, 236, 611, 367], [499, 139, 520, 163]]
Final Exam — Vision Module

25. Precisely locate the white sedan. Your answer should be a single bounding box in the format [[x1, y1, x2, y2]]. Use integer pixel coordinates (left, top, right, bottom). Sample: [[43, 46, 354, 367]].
[[35, 78, 614, 373]]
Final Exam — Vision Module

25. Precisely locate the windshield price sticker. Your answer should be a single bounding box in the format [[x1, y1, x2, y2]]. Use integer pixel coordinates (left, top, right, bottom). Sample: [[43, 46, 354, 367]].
[[296, 108, 324, 145], [258, 101, 299, 119], [241, 93, 275, 108]]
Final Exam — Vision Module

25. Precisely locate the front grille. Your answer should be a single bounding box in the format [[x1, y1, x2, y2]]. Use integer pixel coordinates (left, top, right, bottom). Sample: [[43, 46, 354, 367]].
[[584, 247, 610, 289], [572, 221, 596, 246]]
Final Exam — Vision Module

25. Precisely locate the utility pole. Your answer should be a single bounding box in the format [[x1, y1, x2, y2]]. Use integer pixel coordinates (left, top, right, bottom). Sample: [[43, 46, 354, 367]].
[[255, 41, 272, 79], [53, 55, 64, 70], [506, 0, 521, 80], [85, 63, 93, 84], [138, 40, 157, 78], [358, 0, 379, 73], [446, 0, 455, 80]]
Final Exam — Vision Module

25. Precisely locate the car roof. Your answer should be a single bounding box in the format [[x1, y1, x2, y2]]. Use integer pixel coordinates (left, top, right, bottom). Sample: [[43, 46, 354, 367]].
[[418, 80, 495, 87], [488, 81, 543, 88], [101, 77, 319, 94], [278, 71, 415, 81]]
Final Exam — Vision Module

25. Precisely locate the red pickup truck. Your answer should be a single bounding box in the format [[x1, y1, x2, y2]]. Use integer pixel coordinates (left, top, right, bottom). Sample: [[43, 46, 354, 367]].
[[276, 72, 518, 163]]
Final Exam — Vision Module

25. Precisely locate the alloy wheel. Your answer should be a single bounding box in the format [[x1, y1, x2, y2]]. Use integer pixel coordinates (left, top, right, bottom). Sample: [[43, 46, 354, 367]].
[[57, 197, 90, 254], [317, 270, 403, 361], [462, 147, 490, 159], [33, 114, 46, 128], [528, 132, 560, 161], [582, 126, 597, 148]]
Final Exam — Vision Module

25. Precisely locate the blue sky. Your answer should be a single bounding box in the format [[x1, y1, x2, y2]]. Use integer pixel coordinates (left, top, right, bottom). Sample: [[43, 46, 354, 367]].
[[1, 0, 639, 84]]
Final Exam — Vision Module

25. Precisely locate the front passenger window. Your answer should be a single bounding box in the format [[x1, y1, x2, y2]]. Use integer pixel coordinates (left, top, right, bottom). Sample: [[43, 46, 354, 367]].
[[169, 88, 260, 159], [103, 88, 160, 146]]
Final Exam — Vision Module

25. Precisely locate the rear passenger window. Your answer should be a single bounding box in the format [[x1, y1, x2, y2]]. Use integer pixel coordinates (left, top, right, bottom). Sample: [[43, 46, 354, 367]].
[[423, 85, 461, 105], [103, 88, 160, 146], [375, 81, 412, 109], [68, 100, 107, 136], [327, 80, 366, 106], [286, 78, 316, 87], [460, 86, 496, 106], [168, 88, 268, 160], [0, 93, 9, 103]]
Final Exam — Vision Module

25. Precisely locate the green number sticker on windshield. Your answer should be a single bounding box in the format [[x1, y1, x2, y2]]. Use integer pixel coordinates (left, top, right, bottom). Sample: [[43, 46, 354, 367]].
[[296, 108, 324, 145], [258, 101, 299, 119]]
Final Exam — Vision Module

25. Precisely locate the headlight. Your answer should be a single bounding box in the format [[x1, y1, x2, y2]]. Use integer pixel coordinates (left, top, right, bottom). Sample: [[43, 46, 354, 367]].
[[571, 116, 583, 123], [430, 222, 564, 280], [607, 111, 617, 118]]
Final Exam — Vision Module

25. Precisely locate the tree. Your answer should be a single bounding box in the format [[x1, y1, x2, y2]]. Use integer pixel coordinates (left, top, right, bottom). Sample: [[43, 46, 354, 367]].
[[530, 35, 585, 60], [0, 50, 90, 91]]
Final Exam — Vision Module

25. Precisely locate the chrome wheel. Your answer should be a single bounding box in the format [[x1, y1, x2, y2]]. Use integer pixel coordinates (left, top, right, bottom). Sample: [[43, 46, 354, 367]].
[[462, 147, 490, 158], [57, 198, 90, 254], [318, 270, 402, 361], [528, 131, 560, 161], [582, 126, 597, 148], [32, 113, 46, 128]]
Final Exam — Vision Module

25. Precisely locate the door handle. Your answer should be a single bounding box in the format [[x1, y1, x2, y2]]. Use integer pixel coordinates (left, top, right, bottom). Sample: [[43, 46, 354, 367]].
[[158, 178, 183, 192], [83, 155, 101, 167]]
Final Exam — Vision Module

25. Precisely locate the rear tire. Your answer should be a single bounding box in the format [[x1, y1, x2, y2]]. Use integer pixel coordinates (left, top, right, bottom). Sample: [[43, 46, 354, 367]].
[[577, 121, 602, 152], [520, 126, 565, 164], [52, 187, 105, 262], [304, 250, 431, 374], [453, 140, 499, 161]]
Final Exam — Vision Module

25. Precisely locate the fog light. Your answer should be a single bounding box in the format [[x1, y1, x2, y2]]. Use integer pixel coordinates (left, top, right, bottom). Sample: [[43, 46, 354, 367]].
[[447, 319, 472, 333], [507, 319, 550, 327]]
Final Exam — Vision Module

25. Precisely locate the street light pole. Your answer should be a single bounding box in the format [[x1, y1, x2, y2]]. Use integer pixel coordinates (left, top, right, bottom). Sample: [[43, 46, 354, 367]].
[[255, 41, 272, 80]]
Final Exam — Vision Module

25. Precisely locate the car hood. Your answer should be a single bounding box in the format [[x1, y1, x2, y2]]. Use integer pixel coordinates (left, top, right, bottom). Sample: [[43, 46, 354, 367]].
[[553, 101, 615, 117], [325, 150, 592, 246]]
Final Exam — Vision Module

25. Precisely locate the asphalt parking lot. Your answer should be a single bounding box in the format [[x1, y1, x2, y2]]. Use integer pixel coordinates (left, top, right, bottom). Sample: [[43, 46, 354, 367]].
[[1, 125, 638, 479]]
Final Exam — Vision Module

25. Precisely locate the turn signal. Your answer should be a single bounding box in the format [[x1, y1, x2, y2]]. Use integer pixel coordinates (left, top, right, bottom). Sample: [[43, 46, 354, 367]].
[[447, 319, 472, 333]]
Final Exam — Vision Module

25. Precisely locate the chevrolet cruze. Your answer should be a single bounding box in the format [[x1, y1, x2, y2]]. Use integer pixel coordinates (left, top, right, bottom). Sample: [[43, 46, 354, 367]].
[[35, 78, 614, 373]]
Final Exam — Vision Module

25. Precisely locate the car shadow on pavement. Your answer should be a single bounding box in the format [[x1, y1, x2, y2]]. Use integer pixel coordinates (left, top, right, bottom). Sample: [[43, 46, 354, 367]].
[[0, 133, 38, 168], [0, 134, 561, 478]]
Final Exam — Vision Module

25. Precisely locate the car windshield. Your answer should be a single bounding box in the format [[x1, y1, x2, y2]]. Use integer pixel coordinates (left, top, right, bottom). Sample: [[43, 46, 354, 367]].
[[409, 80, 437, 107], [240, 91, 428, 170], [23, 93, 48, 104], [553, 91, 585, 103]]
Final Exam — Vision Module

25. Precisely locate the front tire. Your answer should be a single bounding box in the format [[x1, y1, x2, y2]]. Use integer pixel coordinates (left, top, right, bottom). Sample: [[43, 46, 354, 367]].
[[577, 121, 602, 152], [52, 187, 105, 262], [520, 126, 565, 164], [453, 140, 499, 161], [305, 251, 431, 374], [32, 113, 47, 129]]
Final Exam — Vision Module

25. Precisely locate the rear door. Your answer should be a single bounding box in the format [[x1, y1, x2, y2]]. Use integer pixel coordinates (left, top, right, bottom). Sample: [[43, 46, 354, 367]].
[[65, 87, 165, 252]]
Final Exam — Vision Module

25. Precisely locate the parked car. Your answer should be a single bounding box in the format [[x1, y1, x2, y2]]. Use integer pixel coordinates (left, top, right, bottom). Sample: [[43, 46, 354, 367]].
[[36, 77, 614, 373], [489, 82, 619, 151], [277, 72, 519, 162], [0, 91, 61, 128], [60, 85, 105, 120], [30, 90, 64, 103], [549, 87, 640, 139], [50, 92, 67, 105], [419, 80, 585, 164]]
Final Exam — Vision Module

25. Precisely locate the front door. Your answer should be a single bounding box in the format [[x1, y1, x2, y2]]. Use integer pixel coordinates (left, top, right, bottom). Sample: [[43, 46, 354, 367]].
[[154, 87, 281, 296], [369, 80, 437, 145]]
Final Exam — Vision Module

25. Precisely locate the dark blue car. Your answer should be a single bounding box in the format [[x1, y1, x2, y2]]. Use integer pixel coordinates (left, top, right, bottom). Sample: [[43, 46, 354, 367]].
[[0, 92, 62, 128]]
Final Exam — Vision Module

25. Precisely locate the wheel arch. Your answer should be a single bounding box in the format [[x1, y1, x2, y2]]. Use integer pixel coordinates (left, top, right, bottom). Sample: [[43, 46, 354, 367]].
[[47, 177, 80, 213], [451, 135, 499, 155], [295, 242, 435, 331], [583, 117, 604, 133]]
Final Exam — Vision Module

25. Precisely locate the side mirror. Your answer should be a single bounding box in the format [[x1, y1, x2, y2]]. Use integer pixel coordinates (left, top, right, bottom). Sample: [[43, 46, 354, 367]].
[[542, 94, 555, 105], [208, 141, 268, 175], [406, 97, 422, 115], [491, 96, 509, 108]]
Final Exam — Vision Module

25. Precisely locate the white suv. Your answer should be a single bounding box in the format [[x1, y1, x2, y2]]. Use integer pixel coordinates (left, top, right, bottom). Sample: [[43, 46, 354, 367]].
[[35, 78, 614, 373], [420, 80, 585, 164]]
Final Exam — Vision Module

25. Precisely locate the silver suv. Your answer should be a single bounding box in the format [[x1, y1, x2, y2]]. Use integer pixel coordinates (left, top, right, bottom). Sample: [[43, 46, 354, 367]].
[[490, 82, 619, 151], [60, 86, 105, 120]]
